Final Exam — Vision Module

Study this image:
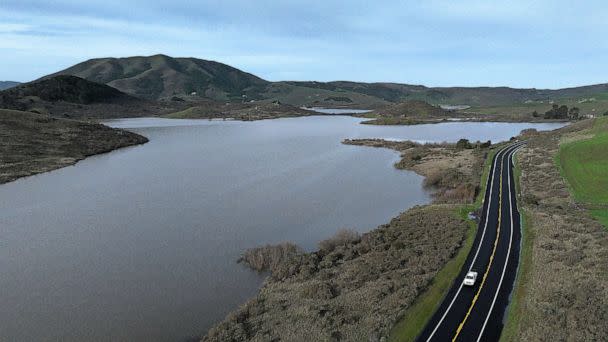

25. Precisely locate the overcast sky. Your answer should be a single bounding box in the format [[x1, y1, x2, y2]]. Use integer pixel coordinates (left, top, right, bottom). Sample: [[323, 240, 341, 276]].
[[1, 0, 607, 88]]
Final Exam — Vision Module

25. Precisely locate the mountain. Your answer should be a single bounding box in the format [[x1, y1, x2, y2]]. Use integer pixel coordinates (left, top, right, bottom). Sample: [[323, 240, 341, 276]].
[[0, 75, 186, 118], [0, 81, 20, 91], [47, 54, 269, 101]]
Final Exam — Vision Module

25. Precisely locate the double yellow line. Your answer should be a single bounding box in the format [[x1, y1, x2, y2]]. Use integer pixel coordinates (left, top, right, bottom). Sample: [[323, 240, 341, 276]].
[[451, 151, 505, 341]]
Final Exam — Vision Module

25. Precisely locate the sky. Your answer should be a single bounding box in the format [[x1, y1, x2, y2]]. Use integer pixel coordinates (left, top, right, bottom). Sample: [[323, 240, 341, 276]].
[[1, 0, 607, 88]]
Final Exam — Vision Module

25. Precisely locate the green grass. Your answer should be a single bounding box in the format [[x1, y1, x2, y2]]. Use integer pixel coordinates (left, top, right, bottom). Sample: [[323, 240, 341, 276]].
[[388, 146, 500, 341], [590, 209, 608, 228], [558, 117, 608, 228], [500, 153, 533, 341]]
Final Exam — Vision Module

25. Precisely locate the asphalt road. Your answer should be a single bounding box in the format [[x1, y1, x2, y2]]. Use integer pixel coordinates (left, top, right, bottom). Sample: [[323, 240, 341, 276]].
[[416, 142, 525, 342]]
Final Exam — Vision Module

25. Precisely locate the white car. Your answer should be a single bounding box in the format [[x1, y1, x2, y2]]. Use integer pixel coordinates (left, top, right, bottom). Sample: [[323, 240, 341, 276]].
[[464, 271, 478, 286]]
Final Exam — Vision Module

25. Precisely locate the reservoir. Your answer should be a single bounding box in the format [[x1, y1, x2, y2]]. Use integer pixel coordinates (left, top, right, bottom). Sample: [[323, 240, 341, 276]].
[[0, 116, 565, 341]]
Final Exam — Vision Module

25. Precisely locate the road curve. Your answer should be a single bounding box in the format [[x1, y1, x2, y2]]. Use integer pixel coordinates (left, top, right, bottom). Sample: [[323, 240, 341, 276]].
[[416, 142, 524, 342]]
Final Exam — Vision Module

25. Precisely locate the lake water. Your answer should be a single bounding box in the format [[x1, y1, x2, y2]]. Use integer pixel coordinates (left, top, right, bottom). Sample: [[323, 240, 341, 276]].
[[305, 107, 373, 114], [0, 116, 565, 341]]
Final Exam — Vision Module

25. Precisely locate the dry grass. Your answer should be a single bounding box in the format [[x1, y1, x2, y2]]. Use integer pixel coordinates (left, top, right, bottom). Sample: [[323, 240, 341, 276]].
[[504, 120, 608, 341]]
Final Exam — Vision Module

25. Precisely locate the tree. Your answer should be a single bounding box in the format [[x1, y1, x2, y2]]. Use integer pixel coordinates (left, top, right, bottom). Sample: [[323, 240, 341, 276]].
[[544, 104, 569, 119], [456, 138, 472, 149], [568, 107, 580, 120]]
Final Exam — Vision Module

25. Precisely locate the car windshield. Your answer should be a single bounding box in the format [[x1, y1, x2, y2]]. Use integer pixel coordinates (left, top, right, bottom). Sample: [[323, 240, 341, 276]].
[[466, 274, 474, 279]]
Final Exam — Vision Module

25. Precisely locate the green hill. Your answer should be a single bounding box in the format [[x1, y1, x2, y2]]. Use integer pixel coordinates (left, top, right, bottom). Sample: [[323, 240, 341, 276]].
[[47, 54, 269, 101]]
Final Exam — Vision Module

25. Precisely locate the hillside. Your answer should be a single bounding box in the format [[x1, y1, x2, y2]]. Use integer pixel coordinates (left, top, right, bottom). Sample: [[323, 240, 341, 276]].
[[165, 101, 314, 121], [0, 109, 148, 184], [0, 81, 20, 91], [47, 54, 269, 101], [358, 100, 452, 125], [0, 75, 186, 119]]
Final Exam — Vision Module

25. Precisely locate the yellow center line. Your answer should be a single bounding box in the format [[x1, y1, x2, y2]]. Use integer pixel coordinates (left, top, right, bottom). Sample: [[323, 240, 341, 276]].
[[451, 156, 504, 342]]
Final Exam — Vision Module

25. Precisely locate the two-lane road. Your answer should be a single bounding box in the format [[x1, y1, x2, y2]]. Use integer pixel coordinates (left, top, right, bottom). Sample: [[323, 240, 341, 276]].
[[416, 142, 524, 342]]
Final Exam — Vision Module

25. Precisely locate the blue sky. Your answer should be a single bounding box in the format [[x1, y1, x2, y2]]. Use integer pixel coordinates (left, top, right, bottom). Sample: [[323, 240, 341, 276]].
[[1, 0, 607, 88]]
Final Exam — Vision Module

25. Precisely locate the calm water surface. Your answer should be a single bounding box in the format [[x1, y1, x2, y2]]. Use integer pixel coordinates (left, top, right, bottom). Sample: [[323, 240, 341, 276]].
[[0, 116, 565, 341]]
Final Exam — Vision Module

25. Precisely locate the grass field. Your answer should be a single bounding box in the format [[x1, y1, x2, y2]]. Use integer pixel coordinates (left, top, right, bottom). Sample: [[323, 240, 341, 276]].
[[388, 146, 500, 341], [468, 97, 608, 120], [558, 117, 608, 228]]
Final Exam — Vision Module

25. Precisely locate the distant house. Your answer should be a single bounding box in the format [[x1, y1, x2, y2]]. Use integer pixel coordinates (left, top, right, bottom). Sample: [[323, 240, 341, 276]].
[[190, 91, 197, 96]]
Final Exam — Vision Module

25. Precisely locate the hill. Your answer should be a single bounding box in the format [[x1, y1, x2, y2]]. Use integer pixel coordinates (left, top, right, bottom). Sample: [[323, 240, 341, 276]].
[[358, 100, 452, 124], [0, 81, 20, 91], [0, 75, 186, 119], [0, 108, 148, 184], [47, 54, 269, 101], [165, 101, 313, 121]]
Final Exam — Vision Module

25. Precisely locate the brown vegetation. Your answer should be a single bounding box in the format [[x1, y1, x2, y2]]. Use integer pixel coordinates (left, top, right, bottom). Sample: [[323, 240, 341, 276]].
[[0, 109, 148, 184], [318, 229, 361, 253], [506, 120, 608, 340], [203, 205, 470, 342], [238, 243, 304, 274]]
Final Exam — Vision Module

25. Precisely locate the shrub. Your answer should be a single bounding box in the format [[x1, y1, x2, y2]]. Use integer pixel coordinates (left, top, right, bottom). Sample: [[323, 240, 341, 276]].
[[239, 242, 304, 274], [318, 229, 361, 252], [456, 138, 472, 149]]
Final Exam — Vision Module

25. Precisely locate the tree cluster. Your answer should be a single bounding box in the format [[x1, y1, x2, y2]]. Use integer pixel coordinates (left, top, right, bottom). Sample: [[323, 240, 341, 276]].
[[544, 104, 580, 120]]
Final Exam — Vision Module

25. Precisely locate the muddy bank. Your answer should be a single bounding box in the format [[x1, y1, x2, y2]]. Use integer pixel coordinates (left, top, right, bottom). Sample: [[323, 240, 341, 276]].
[[0, 109, 148, 184]]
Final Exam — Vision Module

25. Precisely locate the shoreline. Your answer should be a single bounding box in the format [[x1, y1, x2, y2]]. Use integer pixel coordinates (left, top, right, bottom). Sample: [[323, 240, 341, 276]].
[[202, 138, 493, 341], [0, 109, 149, 185]]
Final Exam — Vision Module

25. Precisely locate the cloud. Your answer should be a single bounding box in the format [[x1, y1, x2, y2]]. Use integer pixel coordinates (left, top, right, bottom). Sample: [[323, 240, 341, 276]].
[[0, 1, 607, 88]]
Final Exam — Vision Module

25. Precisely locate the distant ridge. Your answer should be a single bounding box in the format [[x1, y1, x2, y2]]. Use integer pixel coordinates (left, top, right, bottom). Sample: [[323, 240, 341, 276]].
[[43, 54, 608, 108], [0, 81, 20, 91]]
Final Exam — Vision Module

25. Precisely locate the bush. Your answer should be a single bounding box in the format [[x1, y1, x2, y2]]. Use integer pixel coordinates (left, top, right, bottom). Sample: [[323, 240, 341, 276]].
[[456, 138, 472, 149], [239, 242, 304, 274], [318, 229, 361, 252]]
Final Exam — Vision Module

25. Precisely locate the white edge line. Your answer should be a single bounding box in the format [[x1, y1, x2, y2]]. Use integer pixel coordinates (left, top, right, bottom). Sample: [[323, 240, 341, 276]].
[[475, 145, 523, 341], [425, 143, 518, 341]]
